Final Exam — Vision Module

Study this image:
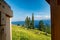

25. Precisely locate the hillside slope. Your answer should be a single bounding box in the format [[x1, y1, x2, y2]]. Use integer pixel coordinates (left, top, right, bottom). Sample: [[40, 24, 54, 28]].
[[12, 25, 51, 40]]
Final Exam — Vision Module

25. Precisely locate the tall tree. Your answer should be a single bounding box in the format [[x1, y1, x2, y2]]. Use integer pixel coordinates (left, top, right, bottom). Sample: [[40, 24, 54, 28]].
[[25, 16, 31, 29], [45, 24, 51, 34], [31, 13, 34, 29], [25, 16, 29, 28], [28, 17, 31, 29], [44, 24, 51, 35], [38, 20, 45, 31]]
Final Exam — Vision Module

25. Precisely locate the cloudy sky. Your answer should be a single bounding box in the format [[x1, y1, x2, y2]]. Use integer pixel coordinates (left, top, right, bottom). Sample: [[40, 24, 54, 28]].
[[5, 0, 50, 21]]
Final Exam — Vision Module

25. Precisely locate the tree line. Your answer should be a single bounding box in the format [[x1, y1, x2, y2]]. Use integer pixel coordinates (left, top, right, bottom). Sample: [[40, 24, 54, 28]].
[[25, 13, 34, 29], [16, 13, 51, 34], [24, 13, 51, 34]]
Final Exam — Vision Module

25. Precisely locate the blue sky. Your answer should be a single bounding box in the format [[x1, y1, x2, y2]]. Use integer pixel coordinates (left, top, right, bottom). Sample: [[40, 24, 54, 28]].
[[5, 0, 50, 21]]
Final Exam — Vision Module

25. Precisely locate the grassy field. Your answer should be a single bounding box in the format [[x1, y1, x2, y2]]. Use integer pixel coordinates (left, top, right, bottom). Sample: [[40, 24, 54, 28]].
[[12, 25, 51, 40]]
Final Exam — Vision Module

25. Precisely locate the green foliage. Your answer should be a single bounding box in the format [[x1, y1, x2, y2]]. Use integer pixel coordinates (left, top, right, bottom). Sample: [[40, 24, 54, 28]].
[[25, 14, 51, 35], [12, 25, 51, 40], [28, 17, 31, 28], [25, 16, 30, 28], [25, 13, 34, 29], [29, 22, 33, 29], [38, 20, 51, 34], [38, 20, 45, 31], [31, 13, 34, 29], [25, 16, 29, 26], [17, 24, 20, 26], [45, 24, 51, 34]]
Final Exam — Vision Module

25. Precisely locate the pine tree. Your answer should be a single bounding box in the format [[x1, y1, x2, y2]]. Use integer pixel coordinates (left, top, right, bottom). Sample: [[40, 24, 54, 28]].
[[45, 24, 51, 34], [31, 13, 34, 29], [25, 13, 34, 29], [25, 16, 29, 28], [28, 17, 31, 29], [38, 20, 45, 31], [25, 16, 31, 29]]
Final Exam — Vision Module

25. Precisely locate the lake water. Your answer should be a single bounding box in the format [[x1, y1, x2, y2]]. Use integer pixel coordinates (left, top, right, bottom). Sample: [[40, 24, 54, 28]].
[[12, 20, 51, 27]]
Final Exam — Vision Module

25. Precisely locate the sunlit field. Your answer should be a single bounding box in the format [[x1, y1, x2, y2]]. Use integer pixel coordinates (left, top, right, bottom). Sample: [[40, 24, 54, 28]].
[[12, 25, 51, 40]]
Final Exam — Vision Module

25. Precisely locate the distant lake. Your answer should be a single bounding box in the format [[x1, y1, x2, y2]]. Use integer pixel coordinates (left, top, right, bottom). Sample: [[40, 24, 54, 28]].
[[12, 20, 51, 27]]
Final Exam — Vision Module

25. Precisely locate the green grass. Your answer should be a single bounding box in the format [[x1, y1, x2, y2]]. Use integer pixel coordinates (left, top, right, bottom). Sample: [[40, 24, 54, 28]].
[[12, 25, 51, 40]]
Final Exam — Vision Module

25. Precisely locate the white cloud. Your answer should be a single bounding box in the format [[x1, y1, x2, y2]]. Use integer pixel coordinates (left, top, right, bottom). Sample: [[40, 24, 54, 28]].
[[34, 15, 50, 20], [45, 15, 50, 19]]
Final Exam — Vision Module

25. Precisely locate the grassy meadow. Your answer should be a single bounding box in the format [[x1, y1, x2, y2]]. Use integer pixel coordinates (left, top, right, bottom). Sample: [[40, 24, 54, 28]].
[[12, 25, 51, 40]]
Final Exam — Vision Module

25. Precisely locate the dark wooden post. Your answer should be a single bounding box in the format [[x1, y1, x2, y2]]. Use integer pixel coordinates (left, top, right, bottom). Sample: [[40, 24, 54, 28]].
[[46, 0, 60, 40]]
